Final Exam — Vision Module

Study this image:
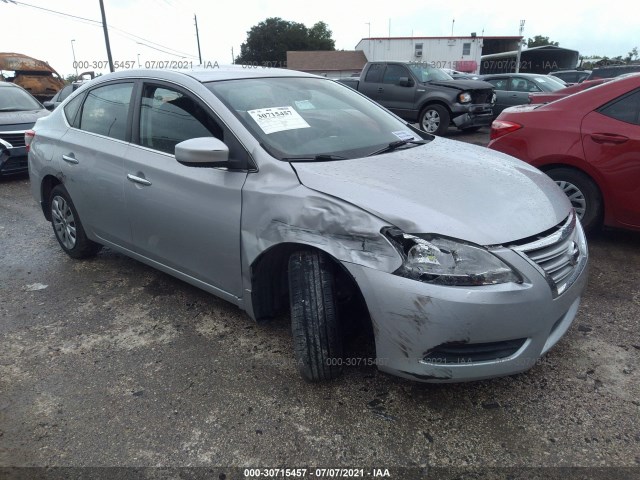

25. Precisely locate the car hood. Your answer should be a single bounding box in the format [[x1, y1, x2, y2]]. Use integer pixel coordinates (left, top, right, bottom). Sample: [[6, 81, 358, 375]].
[[292, 137, 570, 246], [427, 79, 494, 91], [0, 109, 49, 128]]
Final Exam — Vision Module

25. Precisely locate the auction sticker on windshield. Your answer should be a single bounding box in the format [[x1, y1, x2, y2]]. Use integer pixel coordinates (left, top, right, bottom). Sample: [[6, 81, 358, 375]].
[[248, 106, 310, 134], [392, 131, 416, 141]]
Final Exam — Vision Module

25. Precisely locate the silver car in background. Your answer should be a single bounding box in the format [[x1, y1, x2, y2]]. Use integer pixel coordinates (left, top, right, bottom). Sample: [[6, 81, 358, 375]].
[[27, 67, 588, 383]]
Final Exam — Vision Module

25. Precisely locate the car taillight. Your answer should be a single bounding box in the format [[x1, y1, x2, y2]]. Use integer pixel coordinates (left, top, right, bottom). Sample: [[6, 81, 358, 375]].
[[25, 130, 35, 152], [490, 120, 522, 141]]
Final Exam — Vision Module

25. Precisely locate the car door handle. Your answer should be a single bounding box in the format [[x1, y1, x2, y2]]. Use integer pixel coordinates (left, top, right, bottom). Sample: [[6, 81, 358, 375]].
[[590, 133, 629, 144], [62, 154, 78, 164], [377, 87, 384, 93], [127, 174, 152, 186]]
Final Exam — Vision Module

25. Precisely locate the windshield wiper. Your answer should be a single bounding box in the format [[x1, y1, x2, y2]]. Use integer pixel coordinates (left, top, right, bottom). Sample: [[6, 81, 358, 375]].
[[281, 154, 348, 161], [367, 139, 428, 157], [0, 107, 31, 112]]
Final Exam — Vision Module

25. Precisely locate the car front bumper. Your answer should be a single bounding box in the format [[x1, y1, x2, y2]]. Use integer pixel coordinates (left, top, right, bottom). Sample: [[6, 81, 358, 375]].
[[0, 146, 28, 176], [342, 225, 588, 382], [451, 104, 495, 129]]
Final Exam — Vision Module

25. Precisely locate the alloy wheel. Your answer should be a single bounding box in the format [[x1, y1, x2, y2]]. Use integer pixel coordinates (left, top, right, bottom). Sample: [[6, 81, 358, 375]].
[[555, 180, 586, 219], [422, 110, 440, 133], [51, 195, 77, 250]]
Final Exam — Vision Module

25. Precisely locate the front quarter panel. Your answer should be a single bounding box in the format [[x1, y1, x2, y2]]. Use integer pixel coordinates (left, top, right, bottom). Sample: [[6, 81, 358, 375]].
[[240, 149, 402, 318]]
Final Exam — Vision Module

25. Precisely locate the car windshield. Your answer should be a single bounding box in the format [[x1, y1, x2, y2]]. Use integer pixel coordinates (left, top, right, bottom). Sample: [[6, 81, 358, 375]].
[[407, 64, 453, 82], [0, 86, 43, 111], [207, 77, 428, 160], [533, 76, 566, 91]]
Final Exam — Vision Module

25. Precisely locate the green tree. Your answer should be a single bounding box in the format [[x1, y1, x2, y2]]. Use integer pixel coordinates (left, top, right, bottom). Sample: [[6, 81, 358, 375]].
[[235, 17, 335, 63], [526, 35, 559, 48], [625, 46, 639, 63]]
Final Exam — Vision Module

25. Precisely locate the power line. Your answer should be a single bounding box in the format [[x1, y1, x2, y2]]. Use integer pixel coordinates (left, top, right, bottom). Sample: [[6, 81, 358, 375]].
[[5, 1, 197, 60], [7, 1, 101, 24]]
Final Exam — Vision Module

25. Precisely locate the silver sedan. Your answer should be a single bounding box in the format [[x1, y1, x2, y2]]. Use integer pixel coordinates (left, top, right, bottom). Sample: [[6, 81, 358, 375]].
[[27, 67, 588, 383]]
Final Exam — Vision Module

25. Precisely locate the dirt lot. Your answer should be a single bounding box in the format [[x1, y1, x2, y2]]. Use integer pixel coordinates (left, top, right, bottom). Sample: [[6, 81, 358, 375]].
[[1, 128, 639, 479]]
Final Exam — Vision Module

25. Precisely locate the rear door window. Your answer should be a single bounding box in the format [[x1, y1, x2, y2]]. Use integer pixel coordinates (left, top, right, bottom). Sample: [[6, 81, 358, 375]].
[[486, 78, 508, 90], [598, 89, 640, 125], [77, 82, 134, 141], [364, 64, 384, 83]]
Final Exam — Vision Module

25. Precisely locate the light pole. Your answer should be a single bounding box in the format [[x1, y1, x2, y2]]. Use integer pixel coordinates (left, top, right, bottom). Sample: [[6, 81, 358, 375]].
[[515, 20, 525, 73], [71, 39, 78, 76]]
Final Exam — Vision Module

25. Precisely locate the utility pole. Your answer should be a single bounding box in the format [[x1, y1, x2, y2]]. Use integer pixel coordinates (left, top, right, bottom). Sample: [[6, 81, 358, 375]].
[[99, 0, 114, 72], [194, 14, 202, 65], [71, 39, 78, 76], [515, 20, 525, 73]]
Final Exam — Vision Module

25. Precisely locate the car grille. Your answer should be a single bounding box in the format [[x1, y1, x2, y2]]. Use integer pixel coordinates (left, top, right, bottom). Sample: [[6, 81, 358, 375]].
[[471, 89, 494, 104], [0, 131, 26, 148], [510, 211, 586, 297]]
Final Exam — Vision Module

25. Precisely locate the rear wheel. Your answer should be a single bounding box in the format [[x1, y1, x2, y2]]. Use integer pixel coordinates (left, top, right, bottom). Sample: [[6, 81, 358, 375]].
[[288, 250, 343, 382], [545, 168, 602, 233], [49, 185, 102, 258], [419, 104, 450, 136]]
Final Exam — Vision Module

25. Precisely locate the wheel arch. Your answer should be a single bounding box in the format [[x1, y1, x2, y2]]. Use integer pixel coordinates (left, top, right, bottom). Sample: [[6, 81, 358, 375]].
[[536, 160, 609, 220], [249, 242, 372, 329], [40, 174, 62, 221], [418, 100, 452, 117]]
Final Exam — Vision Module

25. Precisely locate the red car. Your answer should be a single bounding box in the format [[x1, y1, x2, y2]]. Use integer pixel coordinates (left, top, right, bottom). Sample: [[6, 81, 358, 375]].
[[488, 74, 640, 233], [528, 78, 610, 104]]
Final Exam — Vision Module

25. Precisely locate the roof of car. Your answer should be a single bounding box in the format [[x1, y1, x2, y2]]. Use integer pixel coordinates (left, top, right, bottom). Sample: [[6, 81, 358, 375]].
[[0, 81, 21, 88], [92, 65, 318, 84]]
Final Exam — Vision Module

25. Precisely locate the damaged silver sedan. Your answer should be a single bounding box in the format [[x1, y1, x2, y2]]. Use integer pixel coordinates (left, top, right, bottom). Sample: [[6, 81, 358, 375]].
[[27, 67, 588, 383]]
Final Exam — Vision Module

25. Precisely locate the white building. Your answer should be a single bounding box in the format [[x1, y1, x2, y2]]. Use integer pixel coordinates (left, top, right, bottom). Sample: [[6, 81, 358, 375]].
[[355, 36, 522, 74]]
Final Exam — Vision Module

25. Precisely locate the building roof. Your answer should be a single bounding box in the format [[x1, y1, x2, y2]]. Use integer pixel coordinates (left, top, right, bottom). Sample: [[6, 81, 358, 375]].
[[360, 36, 523, 41], [481, 45, 579, 60], [287, 50, 368, 72]]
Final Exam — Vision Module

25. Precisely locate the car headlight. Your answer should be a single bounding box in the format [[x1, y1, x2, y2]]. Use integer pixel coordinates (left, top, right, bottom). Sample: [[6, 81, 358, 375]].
[[384, 228, 522, 286], [458, 92, 472, 103]]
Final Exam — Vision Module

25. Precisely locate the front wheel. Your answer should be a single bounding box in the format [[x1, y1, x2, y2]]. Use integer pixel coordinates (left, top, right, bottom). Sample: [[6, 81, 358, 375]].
[[545, 168, 603, 233], [49, 185, 102, 259], [418, 105, 450, 135], [288, 250, 343, 382]]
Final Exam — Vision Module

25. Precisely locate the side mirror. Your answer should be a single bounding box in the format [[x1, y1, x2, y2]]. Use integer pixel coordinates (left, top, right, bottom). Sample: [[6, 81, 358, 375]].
[[398, 76, 413, 87], [175, 137, 231, 168], [43, 101, 55, 111]]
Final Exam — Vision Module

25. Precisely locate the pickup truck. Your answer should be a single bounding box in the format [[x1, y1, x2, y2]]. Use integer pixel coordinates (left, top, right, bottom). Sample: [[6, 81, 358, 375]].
[[338, 62, 496, 135]]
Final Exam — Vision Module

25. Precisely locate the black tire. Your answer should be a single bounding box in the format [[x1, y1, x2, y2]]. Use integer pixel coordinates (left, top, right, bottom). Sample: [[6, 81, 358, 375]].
[[49, 185, 102, 259], [418, 104, 450, 136], [545, 168, 603, 233], [288, 250, 343, 382]]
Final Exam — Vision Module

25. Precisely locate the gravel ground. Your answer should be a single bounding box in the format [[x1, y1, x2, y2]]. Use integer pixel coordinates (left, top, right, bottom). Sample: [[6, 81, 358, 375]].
[[1, 128, 639, 479]]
